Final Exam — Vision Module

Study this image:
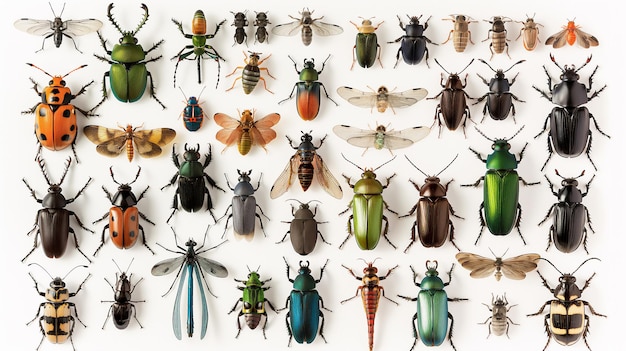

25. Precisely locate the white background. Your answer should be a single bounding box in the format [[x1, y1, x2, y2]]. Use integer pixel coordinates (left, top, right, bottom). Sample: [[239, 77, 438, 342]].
[[0, 1, 621, 350]]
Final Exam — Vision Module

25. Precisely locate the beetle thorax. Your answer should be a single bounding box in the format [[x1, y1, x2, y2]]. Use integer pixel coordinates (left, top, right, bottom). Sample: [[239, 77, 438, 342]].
[[560, 67, 580, 82], [556, 275, 582, 301], [420, 275, 444, 290], [294, 272, 316, 291], [43, 186, 67, 208], [420, 178, 446, 197], [112, 188, 138, 208], [558, 184, 583, 203]]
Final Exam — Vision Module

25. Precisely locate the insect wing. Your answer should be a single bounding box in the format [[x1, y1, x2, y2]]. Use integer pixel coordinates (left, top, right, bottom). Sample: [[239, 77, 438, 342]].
[[151, 256, 186, 276], [83, 125, 127, 157], [192, 262, 210, 339], [196, 256, 229, 278], [455, 252, 496, 279], [383, 127, 431, 150], [214, 113, 244, 147], [336, 86, 378, 108], [271, 20, 303, 36], [387, 88, 429, 108], [574, 28, 599, 48], [250, 113, 280, 147], [172, 263, 188, 340], [270, 154, 300, 199], [133, 128, 177, 158], [13, 19, 53, 35], [333, 125, 377, 148], [310, 21, 344, 36], [545, 29, 568, 48], [313, 154, 343, 199], [63, 19, 103, 36], [499, 253, 540, 280]]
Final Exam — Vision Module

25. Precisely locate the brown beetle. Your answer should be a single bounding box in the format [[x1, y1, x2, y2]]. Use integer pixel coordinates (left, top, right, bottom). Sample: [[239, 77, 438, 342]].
[[441, 14, 476, 53]]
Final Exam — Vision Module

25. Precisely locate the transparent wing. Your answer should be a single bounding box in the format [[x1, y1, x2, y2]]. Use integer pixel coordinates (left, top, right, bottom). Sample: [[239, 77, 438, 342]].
[[63, 19, 103, 36], [172, 264, 188, 340], [333, 125, 377, 148], [193, 262, 210, 339], [387, 88, 429, 108], [197, 257, 229, 278], [151, 256, 186, 276], [14, 19, 53, 35], [500, 253, 541, 280], [545, 29, 568, 48], [270, 154, 300, 199], [271, 20, 303, 36], [455, 252, 496, 278], [313, 154, 343, 199], [336, 86, 378, 108], [383, 127, 431, 149], [310, 21, 344, 36], [574, 28, 599, 48]]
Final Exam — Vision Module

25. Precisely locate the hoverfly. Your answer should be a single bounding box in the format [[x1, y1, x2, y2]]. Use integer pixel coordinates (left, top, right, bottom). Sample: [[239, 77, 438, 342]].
[[213, 110, 280, 155], [270, 132, 342, 199], [333, 124, 430, 155], [14, 3, 102, 53], [83, 124, 176, 162], [545, 20, 599, 48], [455, 249, 540, 281], [336, 86, 428, 114], [272, 8, 343, 46]]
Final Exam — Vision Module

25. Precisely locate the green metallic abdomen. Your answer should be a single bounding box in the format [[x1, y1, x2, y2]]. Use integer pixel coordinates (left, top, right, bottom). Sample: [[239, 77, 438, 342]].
[[352, 194, 383, 250], [109, 64, 147, 103], [417, 289, 449, 347], [355, 33, 379, 68], [483, 170, 519, 235]]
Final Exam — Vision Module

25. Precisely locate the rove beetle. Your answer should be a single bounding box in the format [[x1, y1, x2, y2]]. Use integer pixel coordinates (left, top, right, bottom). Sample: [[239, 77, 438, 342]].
[[528, 258, 606, 351], [92, 3, 165, 111], [219, 169, 269, 240], [534, 54, 609, 171], [23, 157, 93, 263], [389, 15, 435, 68], [93, 166, 154, 256], [350, 17, 384, 69], [474, 59, 526, 122], [462, 127, 540, 245], [101, 259, 145, 329], [277, 199, 329, 256], [429, 59, 475, 137], [27, 263, 90, 351], [539, 169, 595, 254]]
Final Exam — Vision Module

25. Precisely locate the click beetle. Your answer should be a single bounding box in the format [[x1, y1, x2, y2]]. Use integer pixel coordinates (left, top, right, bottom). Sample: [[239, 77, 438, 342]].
[[228, 268, 278, 338], [474, 59, 525, 122], [389, 15, 435, 68], [527, 258, 606, 351], [397, 261, 467, 351], [401, 155, 463, 252], [101, 259, 144, 329], [479, 293, 518, 338], [162, 144, 225, 223], [92, 3, 165, 110], [276, 199, 329, 256], [539, 169, 595, 254], [482, 16, 512, 59], [429, 59, 475, 137], [219, 170, 269, 240], [350, 17, 383, 69], [280, 258, 330, 345], [22, 157, 92, 263], [462, 127, 540, 245], [93, 166, 154, 256], [534, 54, 609, 171]]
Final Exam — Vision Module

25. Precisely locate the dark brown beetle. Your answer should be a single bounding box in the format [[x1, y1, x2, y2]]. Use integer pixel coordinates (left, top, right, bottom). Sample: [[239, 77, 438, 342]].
[[276, 199, 329, 255]]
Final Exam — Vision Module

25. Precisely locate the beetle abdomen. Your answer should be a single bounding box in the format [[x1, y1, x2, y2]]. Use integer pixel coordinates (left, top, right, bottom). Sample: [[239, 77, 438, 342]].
[[232, 196, 257, 239], [417, 198, 451, 247], [39, 209, 70, 258], [109, 207, 139, 249], [242, 66, 260, 94], [43, 302, 72, 344], [416, 290, 449, 346], [484, 171, 519, 235], [290, 291, 321, 343], [549, 301, 585, 346], [553, 203, 587, 253], [550, 107, 591, 157]]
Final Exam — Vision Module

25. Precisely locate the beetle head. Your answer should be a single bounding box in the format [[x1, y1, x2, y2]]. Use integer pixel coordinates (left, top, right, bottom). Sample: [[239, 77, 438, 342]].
[[237, 169, 252, 182], [425, 260, 439, 276], [554, 169, 585, 187], [300, 131, 313, 143], [183, 143, 202, 162], [550, 54, 592, 81], [247, 51, 261, 64], [109, 166, 141, 191], [107, 3, 150, 39], [298, 260, 311, 274]]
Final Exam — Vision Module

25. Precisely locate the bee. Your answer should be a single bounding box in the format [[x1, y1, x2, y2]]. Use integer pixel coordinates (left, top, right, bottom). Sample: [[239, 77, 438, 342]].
[[336, 86, 428, 114], [333, 124, 430, 155], [213, 110, 280, 155], [545, 20, 599, 48], [272, 8, 343, 46], [455, 250, 540, 281], [83, 124, 176, 162]]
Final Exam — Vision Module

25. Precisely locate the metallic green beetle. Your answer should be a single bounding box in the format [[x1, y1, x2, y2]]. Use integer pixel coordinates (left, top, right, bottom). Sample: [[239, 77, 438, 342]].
[[339, 155, 397, 250], [228, 269, 277, 338], [463, 127, 539, 244], [92, 3, 165, 111], [350, 18, 383, 69]]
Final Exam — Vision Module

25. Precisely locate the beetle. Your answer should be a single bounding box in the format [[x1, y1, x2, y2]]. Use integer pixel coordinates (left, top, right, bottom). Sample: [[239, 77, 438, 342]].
[[389, 15, 435, 68], [462, 127, 540, 245], [271, 8, 343, 46], [253, 11, 270, 43], [350, 17, 384, 69], [342, 259, 398, 351], [225, 51, 275, 94], [231, 11, 248, 46], [533, 54, 609, 171], [219, 170, 269, 240], [428, 59, 475, 137], [101, 259, 144, 329], [152, 226, 229, 340], [228, 268, 278, 338], [22, 63, 96, 160], [92, 3, 165, 110], [482, 16, 512, 59], [527, 258, 606, 351], [338, 155, 397, 250], [14, 2, 102, 53], [279, 56, 338, 121], [179, 87, 206, 132], [397, 261, 467, 351], [276, 199, 329, 256], [441, 14, 476, 53], [479, 293, 518, 338], [27, 263, 90, 351], [539, 169, 595, 254], [93, 166, 154, 256], [401, 155, 463, 253], [162, 144, 225, 223], [171, 10, 226, 88], [474, 59, 526, 122], [516, 14, 542, 51], [22, 157, 92, 263], [280, 258, 330, 345]]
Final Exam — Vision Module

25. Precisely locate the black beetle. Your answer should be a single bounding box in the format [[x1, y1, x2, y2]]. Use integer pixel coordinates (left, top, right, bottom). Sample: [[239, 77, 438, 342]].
[[219, 169, 268, 240], [534, 54, 609, 171], [389, 15, 435, 68], [254, 11, 270, 43], [401, 155, 463, 253], [539, 169, 595, 254], [162, 144, 225, 223], [480, 293, 518, 338], [231, 11, 248, 46], [22, 157, 92, 263], [428, 59, 475, 137], [474, 59, 525, 122], [528, 258, 606, 351], [277, 199, 329, 255], [101, 259, 144, 329]]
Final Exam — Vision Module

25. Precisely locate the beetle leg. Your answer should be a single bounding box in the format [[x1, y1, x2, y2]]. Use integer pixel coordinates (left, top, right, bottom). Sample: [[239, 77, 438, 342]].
[[138, 225, 154, 254], [340, 286, 362, 304], [582, 300, 606, 318], [589, 113, 610, 138], [234, 311, 244, 338], [318, 309, 328, 342], [338, 216, 353, 249], [278, 84, 298, 104], [513, 203, 528, 245], [539, 203, 556, 226], [317, 229, 331, 245], [67, 226, 92, 263], [540, 135, 554, 172], [584, 130, 598, 171], [475, 202, 486, 245], [284, 309, 293, 346], [381, 215, 397, 249], [541, 314, 552, 351], [447, 312, 459, 351], [92, 223, 108, 256], [449, 220, 461, 251]]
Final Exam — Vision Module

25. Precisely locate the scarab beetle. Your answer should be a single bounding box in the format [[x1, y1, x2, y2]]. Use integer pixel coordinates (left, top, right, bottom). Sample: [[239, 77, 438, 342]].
[[276, 199, 329, 256], [389, 15, 435, 67]]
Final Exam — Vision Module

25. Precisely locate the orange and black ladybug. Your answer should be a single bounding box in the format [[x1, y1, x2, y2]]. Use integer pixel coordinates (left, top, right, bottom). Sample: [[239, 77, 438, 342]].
[[22, 63, 96, 159]]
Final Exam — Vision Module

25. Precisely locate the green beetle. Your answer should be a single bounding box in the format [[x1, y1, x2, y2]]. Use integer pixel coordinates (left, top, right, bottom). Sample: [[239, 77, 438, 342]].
[[463, 127, 539, 244], [228, 269, 277, 338], [339, 155, 397, 250], [350, 18, 383, 69], [91, 3, 165, 111]]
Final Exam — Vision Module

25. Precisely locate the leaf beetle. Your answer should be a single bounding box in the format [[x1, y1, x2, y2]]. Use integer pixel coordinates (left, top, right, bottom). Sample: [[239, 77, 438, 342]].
[[474, 59, 526, 122], [22, 157, 93, 263], [101, 259, 145, 329], [276, 199, 329, 256], [350, 17, 384, 69], [92, 166, 154, 256], [92, 3, 165, 111], [389, 15, 435, 68]]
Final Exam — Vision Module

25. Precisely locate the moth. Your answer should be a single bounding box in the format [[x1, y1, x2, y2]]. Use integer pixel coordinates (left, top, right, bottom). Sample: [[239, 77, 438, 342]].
[[455, 250, 540, 281], [83, 124, 176, 162]]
